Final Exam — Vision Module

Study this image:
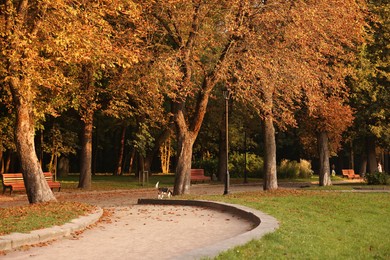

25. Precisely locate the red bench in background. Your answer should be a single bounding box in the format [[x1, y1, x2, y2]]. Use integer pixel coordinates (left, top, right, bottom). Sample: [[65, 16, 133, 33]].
[[1, 172, 61, 195], [342, 169, 360, 179], [190, 169, 211, 183]]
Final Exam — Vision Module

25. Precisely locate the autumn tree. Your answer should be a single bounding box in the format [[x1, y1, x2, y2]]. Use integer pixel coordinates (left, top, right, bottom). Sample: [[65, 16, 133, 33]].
[[42, 122, 78, 179], [103, 62, 167, 176], [63, 1, 145, 189], [1, 0, 79, 203], [0, 0, 145, 201], [144, 0, 253, 195], [291, 0, 367, 185], [229, 0, 366, 189], [298, 97, 354, 185], [0, 106, 16, 173], [348, 0, 389, 174]]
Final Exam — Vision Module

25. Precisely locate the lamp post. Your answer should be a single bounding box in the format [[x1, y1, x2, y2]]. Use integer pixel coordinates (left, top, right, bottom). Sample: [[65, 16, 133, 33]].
[[223, 89, 230, 195]]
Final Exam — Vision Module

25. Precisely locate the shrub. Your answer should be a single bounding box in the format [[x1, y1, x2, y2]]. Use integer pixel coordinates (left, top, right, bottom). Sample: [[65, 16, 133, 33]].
[[299, 159, 314, 178], [229, 152, 264, 178], [278, 159, 299, 178], [364, 171, 389, 185], [192, 158, 218, 177], [277, 159, 313, 179]]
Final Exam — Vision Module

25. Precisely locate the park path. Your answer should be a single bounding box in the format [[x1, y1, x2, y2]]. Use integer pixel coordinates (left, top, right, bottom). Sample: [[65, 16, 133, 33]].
[[0, 183, 265, 260], [2, 180, 375, 259]]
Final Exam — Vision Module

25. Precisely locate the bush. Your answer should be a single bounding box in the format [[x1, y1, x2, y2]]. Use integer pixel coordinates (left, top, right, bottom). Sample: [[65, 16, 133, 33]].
[[299, 159, 314, 178], [364, 171, 389, 185], [192, 158, 218, 177], [277, 159, 313, 179], [229, 152, 264, 178]]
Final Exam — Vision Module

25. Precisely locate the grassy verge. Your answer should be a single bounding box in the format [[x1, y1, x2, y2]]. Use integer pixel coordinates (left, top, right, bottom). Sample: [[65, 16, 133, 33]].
[[0, 202, 95, 236], [58, 174, 176, 190], [190, 190, 390, 259]]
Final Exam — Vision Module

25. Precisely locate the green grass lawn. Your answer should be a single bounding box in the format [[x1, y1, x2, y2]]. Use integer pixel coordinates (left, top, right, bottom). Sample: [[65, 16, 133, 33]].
[[191, 190, 390, 259], [0, 202, 95, 236], [1, 175, 389, 259], [57, 174, 176, 190]]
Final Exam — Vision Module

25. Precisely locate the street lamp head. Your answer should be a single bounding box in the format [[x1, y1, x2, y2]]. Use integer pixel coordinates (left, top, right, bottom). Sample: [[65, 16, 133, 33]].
[[222, 89, 231, 100]]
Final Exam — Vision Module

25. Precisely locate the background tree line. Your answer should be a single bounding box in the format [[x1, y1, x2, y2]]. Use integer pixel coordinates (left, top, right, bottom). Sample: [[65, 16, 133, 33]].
[[0, 0, 388, 203]]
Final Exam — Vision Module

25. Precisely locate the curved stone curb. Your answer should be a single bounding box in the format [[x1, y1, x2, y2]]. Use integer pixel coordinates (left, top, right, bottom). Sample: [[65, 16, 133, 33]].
[[138, 199, 279, 259], [0, 207, 103, 252]]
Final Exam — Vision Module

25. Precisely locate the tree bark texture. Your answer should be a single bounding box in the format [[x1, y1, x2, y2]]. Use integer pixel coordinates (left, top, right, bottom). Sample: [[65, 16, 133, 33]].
[[11, 85, 56, 203], [367, 137, 378, 173], [318, 131, 332, 186], [173, 130, 195, 195], [78, 116, 93, 189], [263, 115, 278, 191], [172, 87, 211, 194], [358, 148, 367, 175], [128, 149, 135, 174], [349, 141, 355, 170], [114, 125, 126, 176], [58, 156, 69, 178]]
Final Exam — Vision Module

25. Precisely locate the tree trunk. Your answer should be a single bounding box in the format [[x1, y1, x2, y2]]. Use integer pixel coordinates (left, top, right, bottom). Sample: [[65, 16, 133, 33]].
[[114, 124, 126, 176], [145, 126, 173, 174], [359, 155, 367, 175], [78, 115, 93, 189], [318, 131, 332, 186], [160, 138, 172, 174], [128, 148, 136, 174], [0, 151, 3, 173], [358, 144, 367, 175], [92, 118, 99, 176], [367, 137, 377, 173], [11, 85, 56, 203], [138, 154, 146, 185], [173, 87, 211, 195], [5, 152, 15, 173], [58, 156, 69, 178], [263, 116, 278, 191], [349, 141, 355, 170], [39, 130, 44, 166], [173, 130, 195, 195]]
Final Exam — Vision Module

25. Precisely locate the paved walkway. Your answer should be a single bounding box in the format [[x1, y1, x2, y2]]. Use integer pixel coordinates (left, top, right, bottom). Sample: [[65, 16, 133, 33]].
[[2, 180, 386, 259], [0, 183, 278, 260]]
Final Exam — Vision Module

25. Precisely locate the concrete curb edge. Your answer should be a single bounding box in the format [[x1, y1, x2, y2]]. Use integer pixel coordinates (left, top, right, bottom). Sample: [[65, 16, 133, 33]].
[[0, 207, 103, 252], [137, 199, 279, 259]]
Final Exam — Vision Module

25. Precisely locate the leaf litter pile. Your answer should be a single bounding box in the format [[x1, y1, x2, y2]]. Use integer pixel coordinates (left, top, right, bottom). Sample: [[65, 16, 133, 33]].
[[0, 202, 96, 236]]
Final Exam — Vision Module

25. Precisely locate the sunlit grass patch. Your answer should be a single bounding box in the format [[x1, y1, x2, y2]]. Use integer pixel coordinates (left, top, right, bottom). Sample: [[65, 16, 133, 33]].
[[193, 191, 390, 259], [0, 202, 95, 235]]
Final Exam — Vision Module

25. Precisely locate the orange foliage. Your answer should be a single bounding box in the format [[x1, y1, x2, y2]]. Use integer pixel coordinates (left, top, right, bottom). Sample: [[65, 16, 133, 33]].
[[228, 0, 366, 132]]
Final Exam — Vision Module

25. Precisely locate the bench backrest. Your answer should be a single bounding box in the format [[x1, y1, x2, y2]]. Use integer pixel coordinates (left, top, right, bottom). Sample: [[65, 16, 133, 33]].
[[342, 169, 351, 175], [43, 172, 55, 182], [2, 172, 55, 184], [2, 173, 24, 185], [190, 169, 205, 176], [342, 169, 358, 176]]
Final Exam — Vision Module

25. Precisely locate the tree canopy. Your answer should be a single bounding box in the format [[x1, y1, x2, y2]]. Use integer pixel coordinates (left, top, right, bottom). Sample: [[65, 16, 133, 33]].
[[1, 0, 388, 203]]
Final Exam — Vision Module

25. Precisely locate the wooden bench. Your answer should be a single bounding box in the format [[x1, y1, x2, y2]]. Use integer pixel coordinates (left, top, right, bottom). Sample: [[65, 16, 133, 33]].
[[1, 172, 61, 195], [43, 172, 61, 191], [342, 169, 360, 179], [190, 169, 211, 183]]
